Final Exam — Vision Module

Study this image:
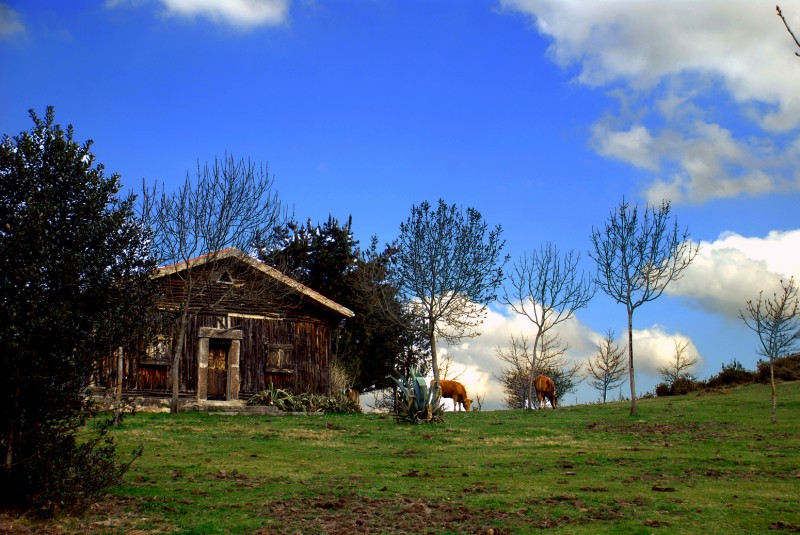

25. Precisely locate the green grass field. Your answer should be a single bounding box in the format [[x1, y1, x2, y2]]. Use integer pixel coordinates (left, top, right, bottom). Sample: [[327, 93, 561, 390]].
[[6, 382, 800, 534]]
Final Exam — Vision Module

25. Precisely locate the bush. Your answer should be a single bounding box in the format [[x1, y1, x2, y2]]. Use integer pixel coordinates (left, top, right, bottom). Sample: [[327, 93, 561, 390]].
[[757, 353, 800, 382], [706, 359, 757, 388], [670, 376, 701, 395], [247, 384, 361, 414], [0, 401, 141, 516], [0, 108, 157, 515], [654, 376, 702, 397]]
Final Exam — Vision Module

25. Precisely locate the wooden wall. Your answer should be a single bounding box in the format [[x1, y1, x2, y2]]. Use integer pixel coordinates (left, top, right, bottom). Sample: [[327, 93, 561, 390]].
[[100, 312, 336, 397], [98, 263, 346, 397]]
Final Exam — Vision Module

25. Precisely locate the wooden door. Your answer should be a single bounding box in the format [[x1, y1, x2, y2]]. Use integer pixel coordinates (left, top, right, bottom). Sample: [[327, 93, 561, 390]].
[[208, 343, 228, 399]]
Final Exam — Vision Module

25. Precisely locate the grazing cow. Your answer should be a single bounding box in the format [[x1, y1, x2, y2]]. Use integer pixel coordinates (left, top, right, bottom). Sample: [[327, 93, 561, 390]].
[[345, 388, 360, 405], [534, 375, 556, 409], [432, 379, 472, 412]]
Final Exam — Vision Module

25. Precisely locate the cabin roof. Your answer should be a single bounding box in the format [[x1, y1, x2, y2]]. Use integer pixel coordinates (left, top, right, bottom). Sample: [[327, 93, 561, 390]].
[[155, 247, 355, 319]]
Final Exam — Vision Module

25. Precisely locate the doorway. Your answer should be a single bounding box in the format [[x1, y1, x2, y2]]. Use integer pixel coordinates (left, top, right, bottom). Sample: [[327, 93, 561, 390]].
[[207, 340, 229, 400]]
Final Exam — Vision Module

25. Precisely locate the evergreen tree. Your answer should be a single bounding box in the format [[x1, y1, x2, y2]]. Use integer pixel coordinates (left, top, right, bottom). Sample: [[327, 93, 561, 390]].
[[0, 108, 159, 512], [263, 218, 427, 391], [338, 238, 429, 390]]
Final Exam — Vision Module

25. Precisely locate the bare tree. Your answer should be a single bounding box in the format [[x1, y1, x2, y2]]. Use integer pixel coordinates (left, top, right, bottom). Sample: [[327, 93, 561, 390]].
[[494, 331, 581, 408], [586, 329, 628, 403], [589, 198, 699, 416], [777, 5, 800, 56], [739, 277, 800, 424], [144, 155, 289, 412], [503, 242, 595, 409], [537, 331, 582, 403], [391, 199, 508, 386], [657, 339, 698, 387], [439, 352, 465, 381], [473, 393, 485, 411], [494, 333, 531, 409]]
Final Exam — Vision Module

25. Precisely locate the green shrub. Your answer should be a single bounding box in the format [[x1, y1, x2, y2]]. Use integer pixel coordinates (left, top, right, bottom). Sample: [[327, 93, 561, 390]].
[[757, 353, 800, 382], [0, 401, 142, 516], [655, 376, 702, 397], [246, 384, 361, 414], [670, 376, 701, 395], [655, 383, 670, 397], [706, 358, 757, 387]]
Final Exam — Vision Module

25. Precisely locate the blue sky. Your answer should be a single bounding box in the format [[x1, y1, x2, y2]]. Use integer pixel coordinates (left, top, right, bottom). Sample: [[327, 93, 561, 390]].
[[2, 0, 799, 409]]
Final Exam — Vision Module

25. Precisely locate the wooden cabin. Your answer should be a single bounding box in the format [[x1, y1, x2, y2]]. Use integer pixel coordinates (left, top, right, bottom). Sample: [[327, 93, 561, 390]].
[[104, 248, 354, 401]]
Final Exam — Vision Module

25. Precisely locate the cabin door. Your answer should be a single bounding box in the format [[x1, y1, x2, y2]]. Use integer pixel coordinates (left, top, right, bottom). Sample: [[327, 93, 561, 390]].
[[207, 341, 228, 399]]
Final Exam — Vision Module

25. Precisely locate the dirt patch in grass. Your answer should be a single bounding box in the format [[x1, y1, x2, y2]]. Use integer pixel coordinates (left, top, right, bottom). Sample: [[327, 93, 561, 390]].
[[586, 420, 731, 440], [0, 496, 175, 534], [0, 490, 661, 535], [255, 492, 654, 533], [770, 521, 800, 532], [256, 494, 525, 534]]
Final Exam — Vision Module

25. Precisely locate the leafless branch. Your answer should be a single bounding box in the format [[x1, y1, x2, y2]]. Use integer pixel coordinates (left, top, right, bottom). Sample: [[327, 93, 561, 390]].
[[777, 5, 800, 57]]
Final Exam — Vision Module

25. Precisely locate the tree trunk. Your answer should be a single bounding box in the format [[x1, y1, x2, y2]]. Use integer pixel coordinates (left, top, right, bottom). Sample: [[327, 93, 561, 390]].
[[114, 346, 123, 425], [428, 319, 440, 398], [602, 369, 608, 403], [628, 308, 636, 417], [3, 385, 20, 471], [171, 313, 188, 413], [770, 357, 777, 424], [527, 330, 542, 410]]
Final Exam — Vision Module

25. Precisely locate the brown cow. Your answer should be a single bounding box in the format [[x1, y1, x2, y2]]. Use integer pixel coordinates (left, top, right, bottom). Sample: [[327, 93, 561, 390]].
[[534, 375, 556, 409], [432, 379, 472, 412]]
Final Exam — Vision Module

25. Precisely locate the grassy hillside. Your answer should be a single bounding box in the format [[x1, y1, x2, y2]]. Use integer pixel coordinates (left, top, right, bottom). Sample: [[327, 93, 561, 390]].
[[4, 382, 799, 534]]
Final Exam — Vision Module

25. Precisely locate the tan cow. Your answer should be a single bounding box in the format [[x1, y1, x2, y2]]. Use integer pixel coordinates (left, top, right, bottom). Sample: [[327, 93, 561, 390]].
[[534, 375, 556, 409], [432, 379, 472, 412]]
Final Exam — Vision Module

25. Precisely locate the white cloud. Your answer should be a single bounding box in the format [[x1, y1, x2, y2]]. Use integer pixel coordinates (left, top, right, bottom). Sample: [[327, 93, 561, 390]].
[[163, 0, 289, 28], [630, 326, 701, 376], [667, 229, 800, 318], [110, 0, 290, 29], [0, 3, 26, 38], [364, 299, 715, 410], [628, 120, 790, 205], [436, 304, 599, 410], [500, 0, 800, 125], [500, 0, 800, 204], [591, 123, 658, 171]]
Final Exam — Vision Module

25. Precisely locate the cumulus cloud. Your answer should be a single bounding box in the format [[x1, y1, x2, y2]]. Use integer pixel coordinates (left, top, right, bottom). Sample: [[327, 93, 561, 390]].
[[393, 302, 706, 409], [437, 304, 599, 410], [591, 123, 658, 171], [363, 299, 714, 410], [109, 0, 289, 29], [163, 0, 288, 28], [630, 326, 701, 376], [500, 0, 800, 204], [667, 229, 800, 318], [592, 119, 796, 205], [0, 3, 26, 38]]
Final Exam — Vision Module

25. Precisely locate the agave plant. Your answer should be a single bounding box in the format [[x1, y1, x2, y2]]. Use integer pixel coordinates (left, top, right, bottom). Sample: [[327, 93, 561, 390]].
[[389, 368, 444, 424]]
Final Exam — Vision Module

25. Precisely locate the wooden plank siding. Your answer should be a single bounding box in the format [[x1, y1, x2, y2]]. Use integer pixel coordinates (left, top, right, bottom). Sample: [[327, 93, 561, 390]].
[[98, 249, 352, 399], [110, 314, 337, 396]]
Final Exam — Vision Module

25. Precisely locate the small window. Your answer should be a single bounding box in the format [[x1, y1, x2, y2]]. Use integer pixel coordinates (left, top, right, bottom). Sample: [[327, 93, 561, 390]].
[[217, 271, 234, 284], [265, 343, 293, 372], [146, 336, 172, 362]]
